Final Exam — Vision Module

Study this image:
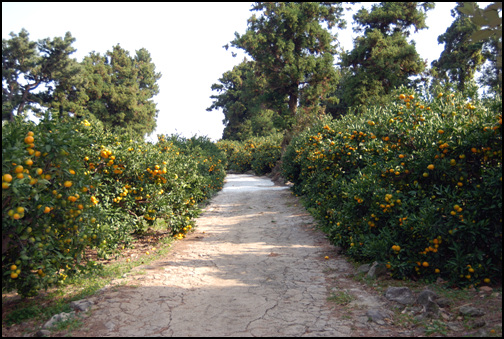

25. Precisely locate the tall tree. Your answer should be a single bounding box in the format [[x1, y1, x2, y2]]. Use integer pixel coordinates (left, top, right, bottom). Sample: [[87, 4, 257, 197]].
[[457, 2, 502, 90], [431, 2, 487, 92], [336, 2, 434, 114], [2, 29, 80, 121], [207, 59, 284, 140], [81, 45, 161, 136], [230, 2, 346, 124]]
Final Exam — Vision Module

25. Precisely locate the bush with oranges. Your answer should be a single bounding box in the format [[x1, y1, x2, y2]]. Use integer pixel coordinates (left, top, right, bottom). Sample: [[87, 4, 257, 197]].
[[2, 115, 98, 297], [282, 86, 502, 287], [2, 114, 226, 297]]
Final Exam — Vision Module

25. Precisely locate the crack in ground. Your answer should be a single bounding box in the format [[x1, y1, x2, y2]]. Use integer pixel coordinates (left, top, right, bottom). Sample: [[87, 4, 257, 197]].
[[50, 174, 409, 337]]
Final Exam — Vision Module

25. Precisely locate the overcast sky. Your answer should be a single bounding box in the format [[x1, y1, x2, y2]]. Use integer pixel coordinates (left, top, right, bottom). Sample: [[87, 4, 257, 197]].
[[3, 2, 468, 141]]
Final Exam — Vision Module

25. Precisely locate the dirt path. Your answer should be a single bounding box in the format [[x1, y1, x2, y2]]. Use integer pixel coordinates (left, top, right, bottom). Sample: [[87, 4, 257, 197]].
[[66, 174, 403, 337]]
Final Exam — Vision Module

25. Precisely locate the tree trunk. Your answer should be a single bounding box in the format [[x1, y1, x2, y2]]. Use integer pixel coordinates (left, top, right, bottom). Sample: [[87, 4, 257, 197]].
[[288, 93, 298, 116]]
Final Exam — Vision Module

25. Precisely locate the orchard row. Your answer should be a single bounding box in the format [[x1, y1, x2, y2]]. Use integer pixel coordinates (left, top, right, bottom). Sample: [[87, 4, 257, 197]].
[[2, 115, 226, 297], [282, 87, 502, 287], [217, 133, 283, 175]]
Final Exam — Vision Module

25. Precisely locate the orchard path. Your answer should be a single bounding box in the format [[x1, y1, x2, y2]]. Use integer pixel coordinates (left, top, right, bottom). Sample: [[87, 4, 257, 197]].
[[68, 174, 403, 337]]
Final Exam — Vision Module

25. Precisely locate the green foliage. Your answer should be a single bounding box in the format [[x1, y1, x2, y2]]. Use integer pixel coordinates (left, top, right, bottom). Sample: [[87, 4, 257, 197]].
[[81, 45, 161, 136], [230, 2, 345, 120], [2, 30, 161, 137], [2, 29, 81, 121], [283, 86, 502, 287], [207, 60, 284, 140], [457, 2, 502, 69], [217, 133, 282, 175], [334, 2, 434, 116], [432, 3, 488, 92], [2, 116, 225, 298]]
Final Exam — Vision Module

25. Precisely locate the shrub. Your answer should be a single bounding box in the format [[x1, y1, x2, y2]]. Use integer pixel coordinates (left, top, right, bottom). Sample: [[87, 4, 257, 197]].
[[217, 133, 282, 175], [2, 115, 98, 297], [283, 87, 502, 287], [2, 115, 226, 297]]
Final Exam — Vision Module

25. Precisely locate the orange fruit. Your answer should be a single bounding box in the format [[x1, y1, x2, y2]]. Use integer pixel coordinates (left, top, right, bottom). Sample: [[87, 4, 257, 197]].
[[422, 262, 429, 267], [10, 272, 18, 279], [3, 174, 13, 182], [10, 265, 17, 271], [63, 181, 73, 188], [44, 206, 51, 213], [14, 165, 24, 173], [427, 164, 435, 170], [24, 136, 34, 144]]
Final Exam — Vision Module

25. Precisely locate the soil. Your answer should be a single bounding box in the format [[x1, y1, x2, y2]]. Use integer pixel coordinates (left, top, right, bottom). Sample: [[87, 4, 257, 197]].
[[2, 174, 502, 337]]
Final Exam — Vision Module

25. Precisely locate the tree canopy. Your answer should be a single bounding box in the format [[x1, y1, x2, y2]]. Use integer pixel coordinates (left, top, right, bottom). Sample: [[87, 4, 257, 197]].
[[230, 2, 345, 118], [333, 2, 434, 115], [2, 29, 80, 121], [2, 29, 161, 137], [432, 2, 488, 92], [457, 2, 502, 90], [207, 59, 284, 140], [81, 45, 161, 136], [209, 2, 346, 140]]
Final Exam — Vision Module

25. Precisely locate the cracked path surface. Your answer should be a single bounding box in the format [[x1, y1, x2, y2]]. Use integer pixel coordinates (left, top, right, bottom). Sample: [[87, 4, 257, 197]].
[[69, 174, 394, 337]]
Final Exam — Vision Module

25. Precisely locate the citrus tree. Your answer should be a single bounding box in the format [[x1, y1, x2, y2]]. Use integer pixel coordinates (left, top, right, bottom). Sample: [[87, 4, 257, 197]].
[[2, 114, 226, 297], [283, 86, 502, 287], [2, 115, 97, 297]]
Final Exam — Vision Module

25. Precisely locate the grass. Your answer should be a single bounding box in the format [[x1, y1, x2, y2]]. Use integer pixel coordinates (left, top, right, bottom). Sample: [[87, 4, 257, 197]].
[[327, 290, 355, 305]]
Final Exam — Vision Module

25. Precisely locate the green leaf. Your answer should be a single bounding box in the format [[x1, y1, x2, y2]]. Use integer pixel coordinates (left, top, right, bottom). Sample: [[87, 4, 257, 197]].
[[471, 14, 488, 26], [457, 3, 476, 16], [470, 29, 494, 42]]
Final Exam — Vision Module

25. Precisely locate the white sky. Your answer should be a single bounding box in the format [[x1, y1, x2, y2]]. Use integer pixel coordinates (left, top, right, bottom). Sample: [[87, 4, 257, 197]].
[[2, 2, 470, 141]]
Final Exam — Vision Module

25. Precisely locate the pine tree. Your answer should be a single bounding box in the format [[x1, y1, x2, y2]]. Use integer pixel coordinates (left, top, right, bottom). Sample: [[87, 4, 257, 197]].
[[81, 45, 161, 136], [2, 29, 80, 121], [457, 2, 502, 90], [335, 2, 434, 115], [207, 59, 283, 140], [431, 2, 487, 92], [230, 2, 345, 123]]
